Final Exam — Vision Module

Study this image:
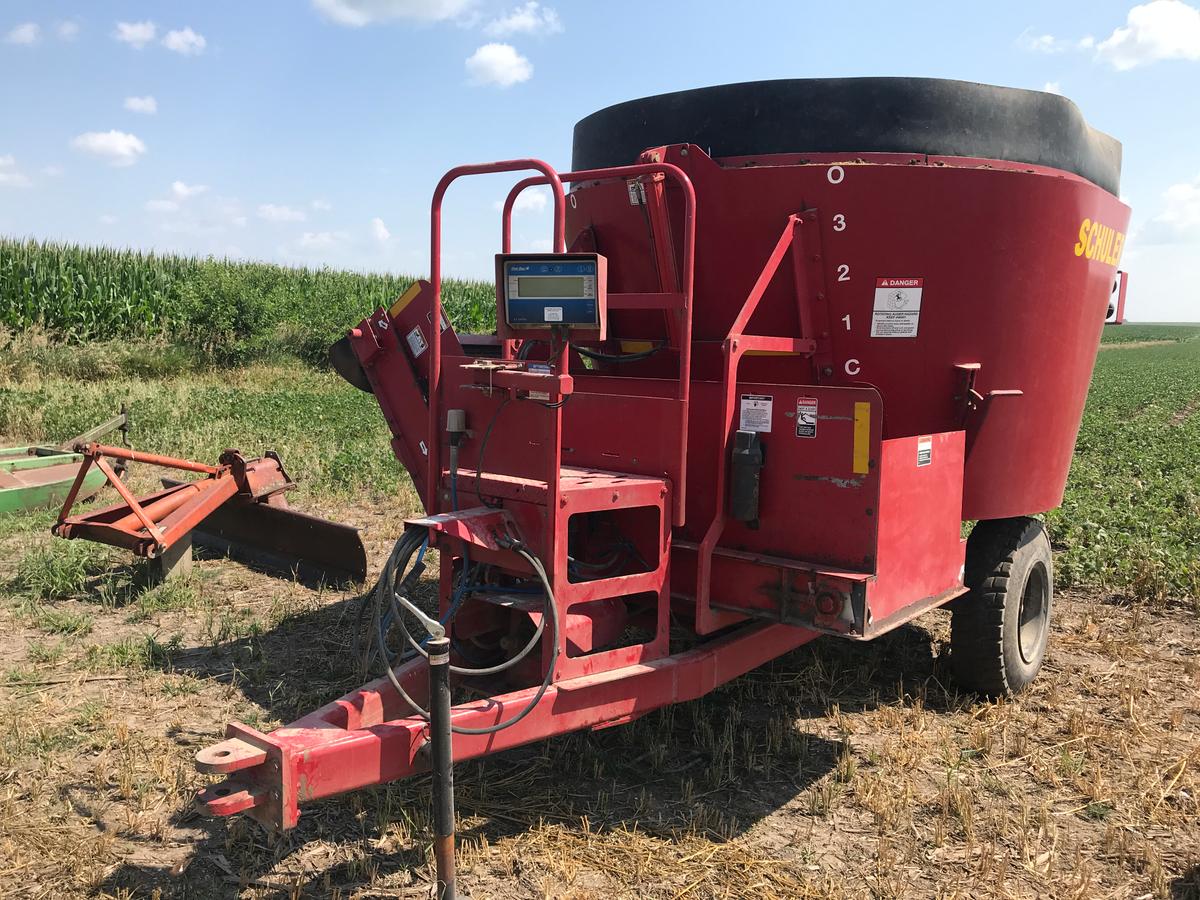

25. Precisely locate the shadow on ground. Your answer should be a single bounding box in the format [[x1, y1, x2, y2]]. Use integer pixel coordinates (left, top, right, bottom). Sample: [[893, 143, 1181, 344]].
[[96, 588, 954, 898], [1175, 865, 1200, 900]]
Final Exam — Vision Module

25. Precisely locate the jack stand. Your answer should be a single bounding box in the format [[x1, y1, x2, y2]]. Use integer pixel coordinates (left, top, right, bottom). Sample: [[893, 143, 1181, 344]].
[[428, 635, 456, 899], [153, 530, 193, 582]]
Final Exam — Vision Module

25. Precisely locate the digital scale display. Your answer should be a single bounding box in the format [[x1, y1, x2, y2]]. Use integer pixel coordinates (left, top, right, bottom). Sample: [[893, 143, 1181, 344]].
[[502, 258, 600, 328], [516, 275, 589, 298]]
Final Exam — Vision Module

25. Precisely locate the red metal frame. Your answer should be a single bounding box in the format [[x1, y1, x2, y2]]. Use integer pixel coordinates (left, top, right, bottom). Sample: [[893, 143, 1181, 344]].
[[428, 160, 567, 514], [197, 619, 817, 830], [694, 213, 820, 633], [499, 162, 696, 522]]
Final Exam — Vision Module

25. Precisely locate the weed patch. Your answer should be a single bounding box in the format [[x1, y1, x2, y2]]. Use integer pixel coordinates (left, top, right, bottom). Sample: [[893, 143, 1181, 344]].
[[12, 541, 113, 601]]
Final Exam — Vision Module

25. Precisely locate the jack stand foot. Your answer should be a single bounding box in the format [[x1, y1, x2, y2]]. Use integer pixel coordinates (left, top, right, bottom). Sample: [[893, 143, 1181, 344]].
[[153, 532, 193, 582]]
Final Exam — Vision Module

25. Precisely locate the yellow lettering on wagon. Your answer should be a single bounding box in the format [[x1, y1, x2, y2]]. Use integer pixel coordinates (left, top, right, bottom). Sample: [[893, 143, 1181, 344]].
[[1073, 217, 1124, 267], [1074, 219, 1091, 256]]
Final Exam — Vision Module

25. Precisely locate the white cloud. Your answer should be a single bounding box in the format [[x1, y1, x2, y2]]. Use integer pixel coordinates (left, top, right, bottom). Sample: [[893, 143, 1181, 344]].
[[1140, 172, 1200, 244], [312, 0, 474, 26], [484, 2, 561, 37], [312, 199, 333, 211], [56, 21, 80, 41], [0, 155, 32, 188], [172, 180, 209, 199], [370, 216, 391, 243], [99, 214, 118, 225], [1043, 81, 1063, 94], [258, 203, 307, 222], [124, 95, 158, 115], [493, 186, 548, 214], [213, 197, 247, 228], [5, 23, 40, 45], [1093, 0, 1200, 69], [1017, 29, 1069, 52], [299, 230, 349, 248], [145, 199, 180, 213], [162, 27, 206, 55], [114, 21, 157, 48], [465, 43, 532, 87], [70, 130, 146, 167]]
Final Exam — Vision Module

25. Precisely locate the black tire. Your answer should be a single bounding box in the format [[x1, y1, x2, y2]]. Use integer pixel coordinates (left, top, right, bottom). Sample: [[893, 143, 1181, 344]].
[[951, 517, 1053, 697]]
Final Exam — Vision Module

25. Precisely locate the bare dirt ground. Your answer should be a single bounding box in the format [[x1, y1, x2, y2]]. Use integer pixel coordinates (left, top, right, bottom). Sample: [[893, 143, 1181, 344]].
[[1, 496, 1197, 900]]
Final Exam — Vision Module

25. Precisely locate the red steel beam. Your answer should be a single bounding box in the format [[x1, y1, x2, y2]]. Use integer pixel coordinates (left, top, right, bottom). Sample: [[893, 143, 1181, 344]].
[[196, 620, 816, 830], [693, 214, 814, 633]]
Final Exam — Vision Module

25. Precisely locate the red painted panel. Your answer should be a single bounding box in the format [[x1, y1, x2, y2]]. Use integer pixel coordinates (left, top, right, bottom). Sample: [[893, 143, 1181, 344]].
[[684, 381, 882, 572], [870, 431, 966, 630]]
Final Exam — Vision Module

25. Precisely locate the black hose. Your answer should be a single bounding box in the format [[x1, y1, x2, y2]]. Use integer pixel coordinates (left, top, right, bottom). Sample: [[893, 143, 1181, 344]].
[[446, 546, 559, 736], [519, 338, 664, 364], [371, 531, 560, 736], [575, 342, 664, 363], [389, 581, 547, 677]]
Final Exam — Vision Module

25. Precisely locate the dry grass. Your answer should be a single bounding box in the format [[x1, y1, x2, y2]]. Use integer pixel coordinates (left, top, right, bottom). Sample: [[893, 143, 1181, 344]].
[[1, 491, 1197, 899]]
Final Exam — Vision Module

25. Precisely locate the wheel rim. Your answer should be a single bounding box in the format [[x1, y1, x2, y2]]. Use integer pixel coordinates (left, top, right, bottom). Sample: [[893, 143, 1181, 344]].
[[1017, 561, 1049, 664]]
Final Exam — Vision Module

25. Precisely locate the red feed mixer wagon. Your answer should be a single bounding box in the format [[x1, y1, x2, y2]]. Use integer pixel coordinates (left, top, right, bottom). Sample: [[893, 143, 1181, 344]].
[[195, 78, 1130, 848]]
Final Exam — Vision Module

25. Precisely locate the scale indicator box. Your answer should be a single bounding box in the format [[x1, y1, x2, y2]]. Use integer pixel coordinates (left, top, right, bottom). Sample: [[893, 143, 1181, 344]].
[[496, 252, 607, 340]]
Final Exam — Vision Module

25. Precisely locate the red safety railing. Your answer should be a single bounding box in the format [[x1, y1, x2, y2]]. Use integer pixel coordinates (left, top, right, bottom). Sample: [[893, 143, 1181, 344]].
[[427, 160, 567, 513], [499, 164, 697, 521]]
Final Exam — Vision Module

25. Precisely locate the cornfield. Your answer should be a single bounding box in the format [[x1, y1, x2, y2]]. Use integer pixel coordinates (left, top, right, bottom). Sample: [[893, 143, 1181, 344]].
[[0, 237, 496, 362]]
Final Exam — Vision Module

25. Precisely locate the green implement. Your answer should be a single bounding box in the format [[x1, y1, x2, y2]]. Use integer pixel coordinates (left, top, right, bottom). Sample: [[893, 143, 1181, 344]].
[[0, 408, 129, 514]]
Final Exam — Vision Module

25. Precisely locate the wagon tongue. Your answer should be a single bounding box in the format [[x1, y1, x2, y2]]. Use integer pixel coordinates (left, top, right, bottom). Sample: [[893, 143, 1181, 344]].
[[53, 444, 367, 587]]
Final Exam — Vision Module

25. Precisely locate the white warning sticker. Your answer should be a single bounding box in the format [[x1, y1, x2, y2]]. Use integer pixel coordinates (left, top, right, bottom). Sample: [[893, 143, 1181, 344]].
[[917, 435, 933, 467], [406, 325, 428, 358], [796, 396, 818, 438], [871, 277, 924, 338], [544, 307, 564, 322], [739, 394, 773, 433]]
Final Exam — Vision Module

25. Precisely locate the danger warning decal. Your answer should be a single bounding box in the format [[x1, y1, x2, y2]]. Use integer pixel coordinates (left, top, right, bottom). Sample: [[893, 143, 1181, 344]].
[[796, 396, 818, 438], [871, 277, 924, 338]]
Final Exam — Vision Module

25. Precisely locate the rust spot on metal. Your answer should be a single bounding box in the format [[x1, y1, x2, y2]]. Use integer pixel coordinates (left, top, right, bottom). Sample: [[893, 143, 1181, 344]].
[[793, 474, 863, 489]]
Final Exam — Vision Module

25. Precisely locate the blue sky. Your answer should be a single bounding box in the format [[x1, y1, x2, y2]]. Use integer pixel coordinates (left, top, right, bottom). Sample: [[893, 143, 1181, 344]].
[[1, 0, 1197, 321]]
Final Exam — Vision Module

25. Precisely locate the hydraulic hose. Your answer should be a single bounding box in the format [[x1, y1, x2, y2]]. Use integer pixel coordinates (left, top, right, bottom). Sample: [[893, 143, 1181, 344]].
[[372, 531, 560, 736]]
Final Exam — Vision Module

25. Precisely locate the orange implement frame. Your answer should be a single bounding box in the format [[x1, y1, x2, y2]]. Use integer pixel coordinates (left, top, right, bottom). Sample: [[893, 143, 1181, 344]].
[[54, 444, 291, 558]]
